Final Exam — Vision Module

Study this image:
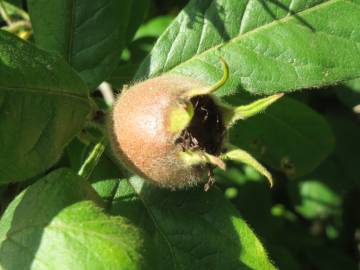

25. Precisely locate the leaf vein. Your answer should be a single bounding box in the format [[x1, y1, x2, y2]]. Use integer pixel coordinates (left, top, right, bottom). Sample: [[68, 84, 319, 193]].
[[75, 1, 112, 31], [167, 0, 343, 75], [128, 181, 179, 270]]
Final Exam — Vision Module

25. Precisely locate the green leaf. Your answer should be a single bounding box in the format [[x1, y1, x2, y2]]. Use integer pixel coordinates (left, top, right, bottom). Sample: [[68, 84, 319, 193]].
[[109, 176, 275, 270], [0, 169, 146, 270], [107, 62, 141, 89], [125, 0, 150, 43], [136, 0, 360, 95], [108, 15, 174, 89], [91, 179, 119, 209], [107, 38, 156, 89], [134, 15, 175, 40], [28, 0, 149, 89], [66, 138, 123, 182], [215, 165, 274, 234], [289, 159, 343, 220], [216, 164, 356, 269], [229, 97, 334, 178], [266, 244, 301, 270], [221, 146, 273, 187], [287, 110, 360, 220], [0, 31, 91, 184], [325, 112, 360, 185]]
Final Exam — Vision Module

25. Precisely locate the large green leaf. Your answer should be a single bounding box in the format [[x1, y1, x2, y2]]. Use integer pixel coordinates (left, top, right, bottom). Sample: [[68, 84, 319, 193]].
[[0, 31, 91, 184], [109, 176, 275, 270], [0, 169, 146, 270], [136, 0, 360, 95], [28, 0, 149, 89], [229, 97, 334, 178]]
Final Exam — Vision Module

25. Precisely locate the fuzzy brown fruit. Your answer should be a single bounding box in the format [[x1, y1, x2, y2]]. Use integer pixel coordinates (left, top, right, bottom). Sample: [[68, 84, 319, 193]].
[[109, 59, 282, 190], [109, 75, 225, 189]]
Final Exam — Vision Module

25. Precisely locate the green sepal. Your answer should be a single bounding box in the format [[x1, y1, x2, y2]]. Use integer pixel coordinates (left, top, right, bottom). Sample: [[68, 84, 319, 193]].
[[183, 57, 229, 98], [168, 102, 194, 133], [178, 151, 226, 170], [221, 144, 273, 187], [218, 93, 284, 127]]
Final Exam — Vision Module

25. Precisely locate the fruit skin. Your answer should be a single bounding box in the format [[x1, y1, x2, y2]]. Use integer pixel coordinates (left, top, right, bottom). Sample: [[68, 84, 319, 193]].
[[109, 75, 209, 189]]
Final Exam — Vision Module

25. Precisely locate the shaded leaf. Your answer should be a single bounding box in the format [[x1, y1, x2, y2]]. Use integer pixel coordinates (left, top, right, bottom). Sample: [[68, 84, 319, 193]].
[[108, 15, 174, 89], [66, 138, 122, 182], [0, 169, 146, 270], [216, 164, 357, 270], [229, 97, 334, 178], [136, 0, 360, 95], [289, 159, 343, 220], [107, 38, 156, 89], [125, 0, 150, 42], [66, 138, 122, 208], [109, 176, 275, 270], [215, 164, 274, 236], [266, 244, 301, 270], [305, 246, 358, 270], [134, 15, 175, 40], [28, 0, 149, 89], [325, 112, 360, 185], [91, 179, 119, 209], [0, 31, 91, 184]]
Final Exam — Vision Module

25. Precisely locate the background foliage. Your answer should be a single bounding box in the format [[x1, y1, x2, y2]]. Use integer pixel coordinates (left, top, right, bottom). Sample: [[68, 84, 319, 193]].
[[0, 0, 359, 269]]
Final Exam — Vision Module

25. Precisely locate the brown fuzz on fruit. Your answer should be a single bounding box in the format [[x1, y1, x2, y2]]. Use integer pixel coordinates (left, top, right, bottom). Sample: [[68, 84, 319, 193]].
[[109, 75, 226, 189], [109, 59, 283, 190]]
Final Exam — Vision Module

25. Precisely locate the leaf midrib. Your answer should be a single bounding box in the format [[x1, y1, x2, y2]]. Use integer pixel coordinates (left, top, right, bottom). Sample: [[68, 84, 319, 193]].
[[127, 181, 259, 269], [166, 0, 343, 75]]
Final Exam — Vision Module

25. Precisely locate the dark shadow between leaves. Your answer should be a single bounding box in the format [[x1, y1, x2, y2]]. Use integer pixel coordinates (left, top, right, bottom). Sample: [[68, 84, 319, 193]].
[[333, 83, 360, 109], [109, 177, 260, 270]]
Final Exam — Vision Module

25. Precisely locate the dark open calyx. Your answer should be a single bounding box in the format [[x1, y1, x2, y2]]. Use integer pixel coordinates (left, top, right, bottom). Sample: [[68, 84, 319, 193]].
[[176, 95, 226, 156]]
